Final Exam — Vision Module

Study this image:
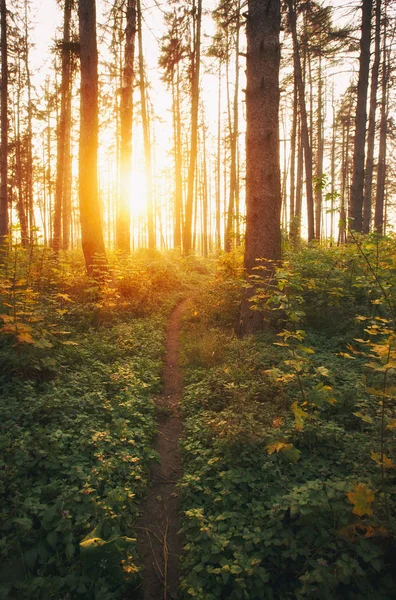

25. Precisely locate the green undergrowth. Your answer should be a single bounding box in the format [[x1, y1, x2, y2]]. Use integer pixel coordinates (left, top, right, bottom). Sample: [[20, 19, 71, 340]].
[[0, 246, 210, 599], [179, 240, 396, 600]]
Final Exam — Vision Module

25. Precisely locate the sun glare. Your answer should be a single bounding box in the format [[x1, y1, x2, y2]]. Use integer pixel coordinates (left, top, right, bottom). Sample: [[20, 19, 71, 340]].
[[129, 169, 148, 216]]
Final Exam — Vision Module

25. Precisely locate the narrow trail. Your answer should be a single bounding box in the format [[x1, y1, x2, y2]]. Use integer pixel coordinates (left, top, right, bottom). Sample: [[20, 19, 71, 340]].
[[136, 299, 188, 600]]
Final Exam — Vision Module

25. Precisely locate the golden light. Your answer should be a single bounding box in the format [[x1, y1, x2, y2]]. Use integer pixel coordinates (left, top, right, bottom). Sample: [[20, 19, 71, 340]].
[[129, 168, 148, 216]]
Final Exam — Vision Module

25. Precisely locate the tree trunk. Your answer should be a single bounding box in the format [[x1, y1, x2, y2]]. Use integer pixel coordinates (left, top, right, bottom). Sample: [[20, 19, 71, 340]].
[[350, 0, 372, 232], [287, 0, 314, 241], [363, 0, 381, 233], [172, 62, 183, 248], [183, 0, 201, 253], [24, 0, 34, 243], [374, 15, 388, 235], [54, 0, 73, 252], [225, 0, 240, 253], [78, 0, 106, 273], [137, 0, 155, 249], [216, 62, 221, 249], [239, 0, 281, 335], [315, 52, 324, 240], [117, 0, 136, 253], [289, 76, 297, 232], [0, 0, 8, 242]]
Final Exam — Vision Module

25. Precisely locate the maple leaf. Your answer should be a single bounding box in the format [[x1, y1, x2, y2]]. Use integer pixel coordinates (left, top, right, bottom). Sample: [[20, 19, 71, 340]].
[[291, 401, 308, 430], [16, 331, 35, 344], [371, 451, 395, 469], [266, 441, 291, 455], [347, 483, 375, 517]]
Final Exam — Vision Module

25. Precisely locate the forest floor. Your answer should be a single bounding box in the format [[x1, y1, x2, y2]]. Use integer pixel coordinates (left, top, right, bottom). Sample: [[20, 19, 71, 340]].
[[136, 299, 189, 600]]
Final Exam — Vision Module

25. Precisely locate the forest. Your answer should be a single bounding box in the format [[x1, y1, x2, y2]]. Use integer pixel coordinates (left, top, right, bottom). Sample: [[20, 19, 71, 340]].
[[0, 0, 395, 599]]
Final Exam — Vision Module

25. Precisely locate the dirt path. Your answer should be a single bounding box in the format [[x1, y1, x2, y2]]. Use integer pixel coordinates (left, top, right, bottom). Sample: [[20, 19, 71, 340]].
[[136, 299, 188, 600]]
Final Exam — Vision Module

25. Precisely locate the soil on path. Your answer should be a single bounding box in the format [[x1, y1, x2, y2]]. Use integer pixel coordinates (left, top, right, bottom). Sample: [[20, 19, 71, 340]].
[[136, 299, 188, 600]]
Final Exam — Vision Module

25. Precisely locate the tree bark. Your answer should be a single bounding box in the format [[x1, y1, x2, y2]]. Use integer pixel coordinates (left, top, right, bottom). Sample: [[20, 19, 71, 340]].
[[54, 0, 73, 252], [137, 0, 155, 249], [287, 0, 314, 241], [239, 0, 281, 335], [374, 14, 388, 235], [117, 0, 136, 253], [78, 0, 106, 273], [363, 0, 380, 233], [0, 0, 8, 242], [350, 0, 372, 232], [183, 0, 201, 253]]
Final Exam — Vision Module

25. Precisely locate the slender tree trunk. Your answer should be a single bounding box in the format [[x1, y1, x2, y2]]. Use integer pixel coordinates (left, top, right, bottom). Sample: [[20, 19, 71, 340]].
[[294, 109, 303, 241], [239, 0, 281, 335], [350, 0, 372, 231], [117, 0, 136, 253], [78, 0, 106, 273], [15, 59, 28, 246], [54, 0, 73, 252], [216, 61, 221, 249], [137, 0, 155, 249], [225, 1, 240, 252], [374, 15, 388, 235], [315, 52, 324, 240], [172, 62, 183, 248], [0, 0, 8, 241], [330, 80, 336, 242], [24, 0, 34, 243], [183, 0, 201, 253], [289, 76, 297, 230], [287, 0, 314, 241], [363, 0, 381, 233]]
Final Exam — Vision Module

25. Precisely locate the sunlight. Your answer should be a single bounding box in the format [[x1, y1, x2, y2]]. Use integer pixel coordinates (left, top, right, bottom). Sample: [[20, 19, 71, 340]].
[[129, 168, 148, 216]]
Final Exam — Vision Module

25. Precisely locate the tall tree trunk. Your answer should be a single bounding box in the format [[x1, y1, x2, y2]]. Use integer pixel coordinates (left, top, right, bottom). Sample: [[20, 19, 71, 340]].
[[287, 0, 314, 241], [117, 0, 136, 253], [183, 0, 201, 253], [350, 0, 372, 232], [24, 0, 34, 243], [289, 76, 297, 233], [216, 61, 221, 249], [315, 52, 324, 240], [78, 0, 106, 273], [239, 0, 281, 335], [15, 59, 28, 246], [0, 0, 8, 242], [54, 0, 73, 252], [363, 0, 381, 233], [225, 0, 240, 253], [374, 15, 388, 235], [137, 0, 155, 249], [172, 62, 183, 248]]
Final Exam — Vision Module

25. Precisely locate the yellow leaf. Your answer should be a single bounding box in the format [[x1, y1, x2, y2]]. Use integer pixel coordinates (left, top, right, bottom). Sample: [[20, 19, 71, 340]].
[[57, 293, 74, 303], [266, 441, 291, 455], [386, 420, 396, 430], [353, 412, 373, 424], [371, 451, 394, 469], [272, 417, 283, 429], [291, 401, 308, 431], [347, 483, 375, 517], [16, 331, 35, 344]]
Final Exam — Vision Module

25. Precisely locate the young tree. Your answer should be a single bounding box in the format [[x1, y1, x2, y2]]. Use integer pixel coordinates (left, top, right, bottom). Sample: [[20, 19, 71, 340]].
[[350, 0, 373, 232], [78, 0, 106, 272], [239, 0, 281, 334]]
